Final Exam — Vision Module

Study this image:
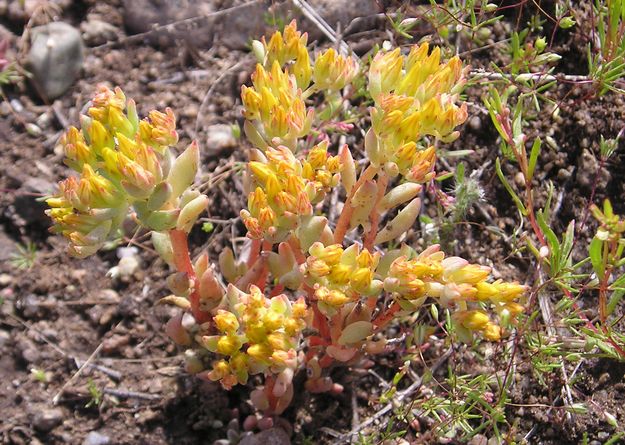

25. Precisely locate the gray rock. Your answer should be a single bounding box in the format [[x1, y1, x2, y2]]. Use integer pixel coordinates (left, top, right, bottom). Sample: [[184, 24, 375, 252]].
[[20, 294, 41, 319], [239, 428, 291, 445], [81, 18, 120, 46], [122, 0, 380, 51], [122, 0, 379, 51], [83, 431, 111, 445], [208, 2, 268, 50], [205, 124, 237, 154], [122, 0, 216, 47], [27, 22, 84, 100], [32, 407, 64, 432], [468, 435, 488, 445]]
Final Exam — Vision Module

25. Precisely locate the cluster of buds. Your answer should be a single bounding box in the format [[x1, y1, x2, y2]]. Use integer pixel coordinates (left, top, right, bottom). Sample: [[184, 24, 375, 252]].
[[384, 245, 526, 340], [311, 47, 359, 92], [241, 62, 313, 149], [253, 19, 311, 89], [46, 86, 208, 257], [202, 286, 308, 392], [366, 43, 468, 183], [244, 20, 357, 152], [241, 143, 341, 243], [303, 243, 382, 316]]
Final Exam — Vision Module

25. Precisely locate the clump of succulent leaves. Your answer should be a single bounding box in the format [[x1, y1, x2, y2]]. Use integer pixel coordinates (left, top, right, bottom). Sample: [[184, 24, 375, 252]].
[[47, 21, 526, 422]]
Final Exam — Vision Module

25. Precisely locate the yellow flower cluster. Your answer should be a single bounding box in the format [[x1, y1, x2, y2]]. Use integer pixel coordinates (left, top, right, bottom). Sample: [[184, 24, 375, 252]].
[[312, 47, 359, 92], [303, 242, 383, 316], [243, 21, 358, 151], [241, 61, 313, 148], [202, 285, 308, 389], [257, 20, 311, 89], [301, 140, 341, 198], [384, 245, 526, 340], [256, 20, 358, 93], [47, 86, 207, 257], [366, 43, 468, 181], [47, 86, 180, 257], [46, 165, 126, 257], [369, 43, 468, 139], [241, 144, 340, 242]]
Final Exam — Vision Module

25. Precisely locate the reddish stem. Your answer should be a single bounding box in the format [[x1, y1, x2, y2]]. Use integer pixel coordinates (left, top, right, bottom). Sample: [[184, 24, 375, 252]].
[[169, 229, 211, 323], [312, 301, 331, 341], [264, 376, 279, 415], [319, 354, 334, 368], [309, 335, 330, 347], [269, 284, 285, 297], [288, 236, 306, 264], [247, 238, 262, 268], [373, 301, 401, 329], [333, 165, 378, 245], [363, 172, 389, 251], [255, 240, 273, 292]]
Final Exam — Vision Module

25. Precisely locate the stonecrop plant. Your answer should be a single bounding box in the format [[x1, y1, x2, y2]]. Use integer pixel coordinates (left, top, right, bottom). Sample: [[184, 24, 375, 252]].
[[46, 21, 526, 424]]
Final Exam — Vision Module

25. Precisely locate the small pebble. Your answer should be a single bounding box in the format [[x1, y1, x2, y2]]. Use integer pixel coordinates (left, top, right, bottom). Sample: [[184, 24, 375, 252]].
[[181, 103, 199, 119], [35, 112, 52, 129], [32, 407, 64, 432], [20, 294, 41, 319], [598, 372, 611, 386], [22, 346, 40, 364], [0, 273, 12, 286], [239, 427, 291, 445], [0, 329, 10, 348], [96, 289, 121, 303], [71, 269, 87, 281], [557, 168, 572, 181], [205, 124, 238, 154], [468, 434, 488, 445], [25, 123, 43, 136], [82, 431, 111, 445], [81, 19, 119, 46], [468, 115, 482, 131], [9, 99, 24, 112]]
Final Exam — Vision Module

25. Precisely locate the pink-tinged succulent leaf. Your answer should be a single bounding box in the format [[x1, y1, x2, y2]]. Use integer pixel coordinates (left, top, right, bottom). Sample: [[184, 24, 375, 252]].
[[176, 194, 208, 233], [165, 314, 191, 345], [167, 141, 199, 201], [327, 345, 358, 361], [374, 198, 421, 244], [337, 321, 373, 346], [379, 183, 422, 212]]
